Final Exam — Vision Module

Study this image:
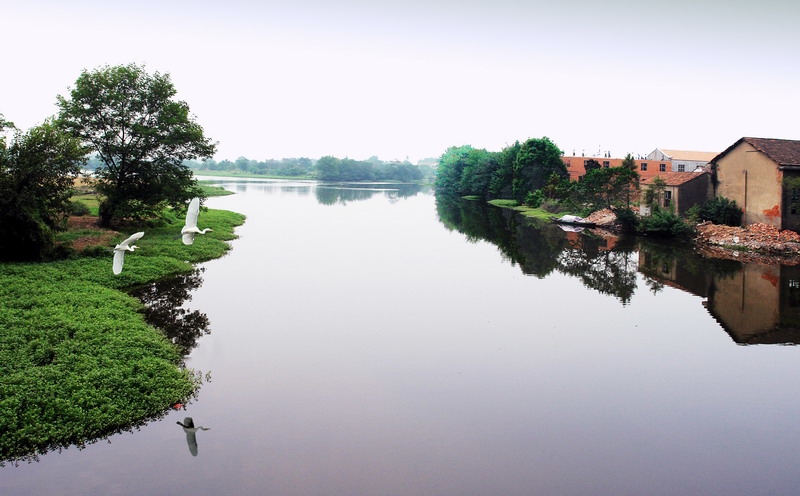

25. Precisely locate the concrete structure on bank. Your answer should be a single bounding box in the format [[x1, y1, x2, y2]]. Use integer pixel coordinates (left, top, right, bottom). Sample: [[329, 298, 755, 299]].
[[711, 137, 800, 231]]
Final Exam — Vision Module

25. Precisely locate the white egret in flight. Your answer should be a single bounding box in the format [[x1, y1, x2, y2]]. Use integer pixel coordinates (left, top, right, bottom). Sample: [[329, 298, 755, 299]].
[[181, 197, 212, 245], [112, 231, 144, 275]]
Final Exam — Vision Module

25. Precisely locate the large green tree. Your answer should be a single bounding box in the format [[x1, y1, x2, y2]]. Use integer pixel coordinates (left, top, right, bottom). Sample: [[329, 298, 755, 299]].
[[512, 137, 567, 202], [57, 64, 216, 226], [434, 145, 498, 197], [0, 117, 88, 260], [575, 166, 639, 211]]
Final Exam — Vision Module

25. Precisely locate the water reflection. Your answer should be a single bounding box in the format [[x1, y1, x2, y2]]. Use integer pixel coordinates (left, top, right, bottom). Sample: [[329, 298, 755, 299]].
[[438, 195, 800, 340], [316, 182, 425, 205], [639, 241, 800, 345], [129, 268, 210, 357], [176, 417, 211, 457], [436, 196, 639, 303]]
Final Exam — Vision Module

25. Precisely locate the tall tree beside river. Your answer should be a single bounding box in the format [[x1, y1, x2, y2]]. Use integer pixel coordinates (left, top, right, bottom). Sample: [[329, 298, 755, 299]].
[[57, 64, 216, 227]]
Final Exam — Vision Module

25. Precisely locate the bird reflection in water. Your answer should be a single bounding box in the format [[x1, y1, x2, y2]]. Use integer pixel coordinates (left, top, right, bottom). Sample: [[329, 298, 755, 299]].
[[176, 417, 210, 456]]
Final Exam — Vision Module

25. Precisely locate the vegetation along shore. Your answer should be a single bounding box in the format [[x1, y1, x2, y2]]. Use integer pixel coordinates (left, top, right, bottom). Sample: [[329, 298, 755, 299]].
[[0, 186, 244, 464]]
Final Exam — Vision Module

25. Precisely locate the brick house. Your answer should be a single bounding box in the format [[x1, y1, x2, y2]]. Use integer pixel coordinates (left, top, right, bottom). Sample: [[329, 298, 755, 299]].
[[562, 155, 666, 182], [710, 137, 800, 231], [639, 171, 713, 217]]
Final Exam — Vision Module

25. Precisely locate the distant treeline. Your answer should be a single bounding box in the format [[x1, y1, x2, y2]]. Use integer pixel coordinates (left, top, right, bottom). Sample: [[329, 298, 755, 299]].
[[178, 155, 434, 182], [184, 157, 314, 177]]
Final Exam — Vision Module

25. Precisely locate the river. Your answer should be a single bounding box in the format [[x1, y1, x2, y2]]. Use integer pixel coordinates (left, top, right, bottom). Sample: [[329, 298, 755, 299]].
[[3, 179, 800, 496]]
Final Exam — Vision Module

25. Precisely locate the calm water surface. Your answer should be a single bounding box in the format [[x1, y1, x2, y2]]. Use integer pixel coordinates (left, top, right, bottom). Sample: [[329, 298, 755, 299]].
[[4, 179, 800, 496]]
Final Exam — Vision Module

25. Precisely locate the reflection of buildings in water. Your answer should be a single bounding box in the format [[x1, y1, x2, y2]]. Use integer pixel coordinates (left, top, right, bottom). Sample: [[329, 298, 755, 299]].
[[640, 250, 800, 345], [706, 264, 800, 345], [638, 250, 711, 298]]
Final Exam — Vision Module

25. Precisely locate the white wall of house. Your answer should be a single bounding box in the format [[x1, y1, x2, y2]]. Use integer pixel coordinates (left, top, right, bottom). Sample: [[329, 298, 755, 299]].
[[671, 160, 705, 172]]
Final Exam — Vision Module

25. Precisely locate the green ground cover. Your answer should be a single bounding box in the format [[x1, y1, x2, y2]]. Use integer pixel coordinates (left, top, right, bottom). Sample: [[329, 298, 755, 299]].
[[0, 206, 245, 464]]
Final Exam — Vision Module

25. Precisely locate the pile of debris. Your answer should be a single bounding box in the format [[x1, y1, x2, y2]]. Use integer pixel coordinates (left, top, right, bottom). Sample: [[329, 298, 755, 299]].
[[585, 208, 617, 227], [695, 221, 800, 256]]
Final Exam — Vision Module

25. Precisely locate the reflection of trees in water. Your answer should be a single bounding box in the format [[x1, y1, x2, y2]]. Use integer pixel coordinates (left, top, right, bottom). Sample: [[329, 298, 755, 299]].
[[315, 183, 424, 205], [557, 241, 638, 305], [436, 195, 639, 302], [129, 268, 210, 357]]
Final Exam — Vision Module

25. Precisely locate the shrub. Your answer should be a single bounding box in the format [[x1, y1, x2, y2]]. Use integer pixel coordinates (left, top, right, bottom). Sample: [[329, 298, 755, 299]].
[[613, 207, 639, 233], [695, 197, 742, 226], [639, 206, 695, 238], [69, 200, 91, 216], [524, 189, 544, 208]]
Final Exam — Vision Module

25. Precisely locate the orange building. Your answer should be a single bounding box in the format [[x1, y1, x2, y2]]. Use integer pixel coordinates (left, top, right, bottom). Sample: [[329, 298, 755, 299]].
[[562, 155, 668, 182]]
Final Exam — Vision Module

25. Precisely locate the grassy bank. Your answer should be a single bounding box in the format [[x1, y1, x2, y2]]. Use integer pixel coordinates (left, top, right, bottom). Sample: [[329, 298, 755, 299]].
[[0, 206, 245, 464], [487, 199, 566, 220]]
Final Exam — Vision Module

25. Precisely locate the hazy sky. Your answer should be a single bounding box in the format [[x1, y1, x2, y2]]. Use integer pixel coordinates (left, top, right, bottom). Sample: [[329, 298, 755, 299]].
[[3, 0, 798, 162]]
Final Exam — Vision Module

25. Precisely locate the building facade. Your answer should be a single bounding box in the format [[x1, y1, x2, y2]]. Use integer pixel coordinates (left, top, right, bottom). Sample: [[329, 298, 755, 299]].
[[647, 149, 718, 173], [711, 137, 800, 231]]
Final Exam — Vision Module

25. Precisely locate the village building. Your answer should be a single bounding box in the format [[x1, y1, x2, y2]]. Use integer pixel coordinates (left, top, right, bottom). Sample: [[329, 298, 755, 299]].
[[710, 137, 800, 231], [646, 149, 718, 172], [561, 155, 665, 182], [639, 171, 713, 217]]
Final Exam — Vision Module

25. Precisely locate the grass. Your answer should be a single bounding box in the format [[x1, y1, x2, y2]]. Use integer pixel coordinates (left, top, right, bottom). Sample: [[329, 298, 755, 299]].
[[0, 203, 245, 464], [488, 199, 567, 220]]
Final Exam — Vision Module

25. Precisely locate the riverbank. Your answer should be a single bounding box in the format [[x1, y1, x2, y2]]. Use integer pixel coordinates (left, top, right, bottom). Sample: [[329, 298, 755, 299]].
[[0, 205, 246, 464], [487, 198, 800, 262]]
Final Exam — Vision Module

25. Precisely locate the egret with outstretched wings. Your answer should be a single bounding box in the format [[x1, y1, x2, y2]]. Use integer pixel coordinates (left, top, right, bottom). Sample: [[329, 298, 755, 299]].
[[181, 197, 213, 245], [112, 232, 144, 274]]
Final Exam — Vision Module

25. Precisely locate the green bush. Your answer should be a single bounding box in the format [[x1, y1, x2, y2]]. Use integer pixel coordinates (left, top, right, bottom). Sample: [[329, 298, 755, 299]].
[[524, 189, 544, 208], [695, 197, 742, 226], [613, 207, 639, 233], [69, 200, 91, 216], [639, 206, 695, 238]]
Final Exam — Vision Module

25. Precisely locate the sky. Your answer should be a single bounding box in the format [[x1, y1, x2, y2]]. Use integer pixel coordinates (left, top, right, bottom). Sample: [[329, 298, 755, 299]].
[[2, 0, 799, 163]]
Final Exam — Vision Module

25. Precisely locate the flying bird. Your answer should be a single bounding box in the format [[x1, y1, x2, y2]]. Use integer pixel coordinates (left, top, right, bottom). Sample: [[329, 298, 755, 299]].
[[112, 231, 144, 275], [181, 197, 213, 245]]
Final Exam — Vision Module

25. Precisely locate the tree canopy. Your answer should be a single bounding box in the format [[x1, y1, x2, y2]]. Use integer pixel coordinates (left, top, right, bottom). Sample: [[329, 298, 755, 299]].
[[0, 118, 88, 260], [57, 64, 215, 226], [512, 137, 567, 202]]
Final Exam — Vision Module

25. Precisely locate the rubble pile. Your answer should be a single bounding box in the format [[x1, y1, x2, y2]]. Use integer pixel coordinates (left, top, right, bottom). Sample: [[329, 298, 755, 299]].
[[695, 221, 800, 255], [585, 208, 617, 226]]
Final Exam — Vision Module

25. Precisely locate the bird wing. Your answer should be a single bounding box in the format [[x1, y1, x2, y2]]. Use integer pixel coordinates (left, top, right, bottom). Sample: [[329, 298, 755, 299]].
[[185, 197, 200, 229], [112, 250, 125, 274], [119, 231, 145, 248]]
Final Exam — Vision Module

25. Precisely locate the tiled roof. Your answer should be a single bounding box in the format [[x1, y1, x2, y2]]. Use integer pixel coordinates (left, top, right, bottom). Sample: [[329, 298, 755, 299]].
[[640, 171, 708, 187], [741, 138, 800, 167], [712, 137, 800, 167], [658, 149, 718, 162]]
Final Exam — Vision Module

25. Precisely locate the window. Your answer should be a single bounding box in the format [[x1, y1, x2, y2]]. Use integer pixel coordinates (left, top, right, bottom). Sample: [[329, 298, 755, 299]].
[[659, 163, 666, 172], [791, 188, 799, 214], [640, 162, 648, 171], [677, 164, 685, 172], [602, 161, 610, 168], [664, 190, 672, 208]]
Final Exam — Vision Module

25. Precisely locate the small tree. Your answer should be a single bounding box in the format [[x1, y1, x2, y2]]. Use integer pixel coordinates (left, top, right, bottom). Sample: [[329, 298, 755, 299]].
[[57, 64, 216, 226], [644, 177, 667, 209], [0, 118, 88, 260]]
